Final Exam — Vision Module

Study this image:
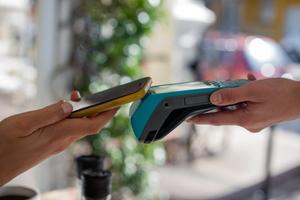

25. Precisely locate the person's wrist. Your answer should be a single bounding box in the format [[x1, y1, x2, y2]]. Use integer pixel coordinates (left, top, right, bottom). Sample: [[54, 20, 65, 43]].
[[0, 151, 17, 186], [292, 80, 300, 118]]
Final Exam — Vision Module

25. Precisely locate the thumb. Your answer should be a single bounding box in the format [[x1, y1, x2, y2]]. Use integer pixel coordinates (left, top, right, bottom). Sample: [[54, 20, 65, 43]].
[[12, 100, 73, 133], [210, 87, 250, 106]]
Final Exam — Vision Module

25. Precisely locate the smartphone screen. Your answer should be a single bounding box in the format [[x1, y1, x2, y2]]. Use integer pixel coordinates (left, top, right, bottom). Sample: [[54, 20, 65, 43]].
[[70, 77, 151, 115]]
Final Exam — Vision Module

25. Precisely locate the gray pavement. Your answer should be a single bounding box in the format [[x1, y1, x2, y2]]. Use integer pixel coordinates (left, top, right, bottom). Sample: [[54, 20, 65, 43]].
[[156, 126, 300, 200]]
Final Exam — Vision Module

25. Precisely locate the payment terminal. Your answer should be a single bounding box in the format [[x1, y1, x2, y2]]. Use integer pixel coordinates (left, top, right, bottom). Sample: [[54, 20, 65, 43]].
[[130, 80, 249, 143]]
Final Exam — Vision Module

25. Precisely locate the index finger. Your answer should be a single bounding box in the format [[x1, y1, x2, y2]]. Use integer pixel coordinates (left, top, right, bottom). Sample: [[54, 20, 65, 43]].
[[47, 108, 119, 139], [247, 73, 257, 81], [187, 109, 246, 126]]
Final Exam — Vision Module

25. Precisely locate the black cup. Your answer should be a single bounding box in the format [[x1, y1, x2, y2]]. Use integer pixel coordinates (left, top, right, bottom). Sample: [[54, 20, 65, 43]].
[[76, 155, 104, 179], [82, 170, 112, 199]]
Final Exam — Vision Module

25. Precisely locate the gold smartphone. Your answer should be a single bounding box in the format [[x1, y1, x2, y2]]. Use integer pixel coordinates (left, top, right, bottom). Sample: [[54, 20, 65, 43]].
[[69, 77, 152, 118]]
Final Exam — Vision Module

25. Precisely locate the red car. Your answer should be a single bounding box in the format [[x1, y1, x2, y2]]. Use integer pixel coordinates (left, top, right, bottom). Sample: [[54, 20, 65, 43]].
[[193, 32, 299, 80]]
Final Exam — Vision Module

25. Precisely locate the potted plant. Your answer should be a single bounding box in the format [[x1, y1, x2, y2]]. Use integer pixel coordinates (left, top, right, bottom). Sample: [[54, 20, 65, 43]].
[[70, 1, 166, 199]]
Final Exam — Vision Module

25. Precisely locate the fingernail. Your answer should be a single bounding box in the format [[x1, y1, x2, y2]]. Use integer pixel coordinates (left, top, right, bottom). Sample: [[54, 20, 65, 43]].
[[75, 91, 81, 97], [211, 93, 222, 104], [61, 102, 73, 114], [72, 90, 81, 98]]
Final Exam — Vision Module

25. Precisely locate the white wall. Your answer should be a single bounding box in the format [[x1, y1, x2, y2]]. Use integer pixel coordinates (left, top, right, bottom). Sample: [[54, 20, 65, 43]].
[[8, 0, 74, 192]]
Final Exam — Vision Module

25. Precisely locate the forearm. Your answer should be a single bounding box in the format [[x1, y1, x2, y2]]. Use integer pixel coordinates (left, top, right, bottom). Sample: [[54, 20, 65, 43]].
[[0, 151, 21, 186], [295, 81, 300, 118], [266, 79, 300, 123], [0, 144, 47, 186], [0, 158, 43, 186], [0, 164, 19, 186]]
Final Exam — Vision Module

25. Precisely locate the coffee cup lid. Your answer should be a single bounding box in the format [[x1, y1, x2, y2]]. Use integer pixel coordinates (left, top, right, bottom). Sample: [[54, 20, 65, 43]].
[[76, 155, 104, 178]]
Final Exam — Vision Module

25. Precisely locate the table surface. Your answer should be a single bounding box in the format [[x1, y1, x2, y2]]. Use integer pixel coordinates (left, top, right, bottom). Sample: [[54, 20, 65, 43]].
[[41, 188, 78, 200]]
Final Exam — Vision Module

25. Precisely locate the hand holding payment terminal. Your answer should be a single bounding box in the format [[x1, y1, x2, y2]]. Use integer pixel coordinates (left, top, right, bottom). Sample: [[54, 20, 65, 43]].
[[130, 80, 249, 143]]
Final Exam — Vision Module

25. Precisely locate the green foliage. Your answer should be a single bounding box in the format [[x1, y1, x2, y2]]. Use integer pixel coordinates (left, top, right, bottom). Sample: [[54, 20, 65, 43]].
[[87, 108, 165, 199], [71, 0, 165, 199], [73, 0, 164, 93]]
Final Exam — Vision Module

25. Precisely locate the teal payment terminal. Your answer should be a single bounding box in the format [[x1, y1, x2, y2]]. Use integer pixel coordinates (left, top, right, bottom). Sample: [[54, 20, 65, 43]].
[[130, 80, 249, 143]]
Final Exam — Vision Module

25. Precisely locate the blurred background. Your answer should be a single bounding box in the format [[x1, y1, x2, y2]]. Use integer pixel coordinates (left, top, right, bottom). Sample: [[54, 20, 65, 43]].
[[2, 0, 300, 199]]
